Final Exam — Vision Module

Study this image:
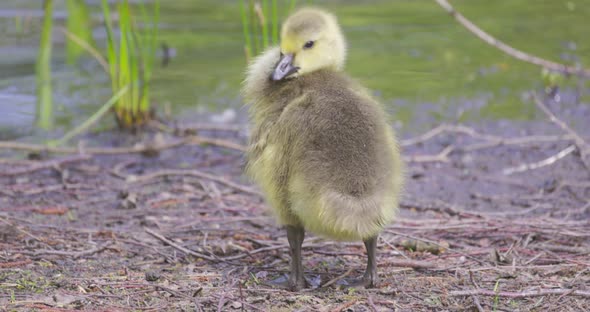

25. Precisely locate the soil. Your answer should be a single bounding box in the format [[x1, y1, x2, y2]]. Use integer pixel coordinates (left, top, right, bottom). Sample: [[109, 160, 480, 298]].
[[1, 94, 589, 311]]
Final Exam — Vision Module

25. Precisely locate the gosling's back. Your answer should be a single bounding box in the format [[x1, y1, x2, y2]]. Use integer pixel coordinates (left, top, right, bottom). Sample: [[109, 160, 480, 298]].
[[246, 63, 403, 241]]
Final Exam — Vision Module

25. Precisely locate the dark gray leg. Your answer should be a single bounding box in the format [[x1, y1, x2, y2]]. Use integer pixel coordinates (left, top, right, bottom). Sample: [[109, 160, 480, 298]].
[[363, 235, 378, 288], [286, 225, 306, 291]]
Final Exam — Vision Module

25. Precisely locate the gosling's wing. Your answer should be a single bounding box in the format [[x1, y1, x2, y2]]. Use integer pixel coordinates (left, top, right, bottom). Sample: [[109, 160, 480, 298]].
[[286, 82, 393, 196]]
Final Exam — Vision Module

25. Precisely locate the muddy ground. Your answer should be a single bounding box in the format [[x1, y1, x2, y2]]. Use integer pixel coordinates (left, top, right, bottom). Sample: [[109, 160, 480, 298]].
[[1, 94, 589, 311]]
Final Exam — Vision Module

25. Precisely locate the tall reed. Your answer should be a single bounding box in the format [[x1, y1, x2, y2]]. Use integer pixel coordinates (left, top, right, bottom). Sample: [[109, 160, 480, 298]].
[[65, 0, 94, 64], [101, 0, 159, 129], [240, 0, 300, 60], [36, 0, 54, 130]]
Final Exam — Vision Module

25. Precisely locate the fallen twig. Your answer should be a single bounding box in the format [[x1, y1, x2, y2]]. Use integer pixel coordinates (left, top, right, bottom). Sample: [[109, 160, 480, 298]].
[[0, 259, 32, 268], [468, 271, 485, 312], [400, 199, 481, 218], [404, 145, 454, 163], [385, 259, 438, 270], [319, 268, 354, 289], [450, 288, 590, 298], [532, 94, 590, 170], [144, 227, 218, 261], [366, 292, 378, 312], [128, 169, 261, 196], [22, 242, 112, 259], [328, 299, 358, 312], [434, 0, 590, 77], [386, 230, 488, 265], [463, 134, 572, 152], [0, 135, 246, 155], [0, 155, 91, 177], [502, 145, 576, 175]]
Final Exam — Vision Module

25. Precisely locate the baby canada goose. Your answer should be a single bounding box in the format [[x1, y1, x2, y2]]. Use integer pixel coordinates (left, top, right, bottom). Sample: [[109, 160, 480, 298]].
[[242, 7, 404, 291]]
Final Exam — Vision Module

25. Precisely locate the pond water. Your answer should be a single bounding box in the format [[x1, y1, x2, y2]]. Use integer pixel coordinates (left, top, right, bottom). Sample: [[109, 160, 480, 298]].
[[0, 0, 588, 138]]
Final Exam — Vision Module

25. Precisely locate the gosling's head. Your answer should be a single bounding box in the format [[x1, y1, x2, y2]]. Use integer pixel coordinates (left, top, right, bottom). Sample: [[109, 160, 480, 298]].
[[272, 8, 346, 81]]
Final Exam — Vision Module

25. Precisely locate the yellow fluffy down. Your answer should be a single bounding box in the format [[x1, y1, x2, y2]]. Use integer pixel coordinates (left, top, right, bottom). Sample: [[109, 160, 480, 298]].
[[287, 169, 400, 242]]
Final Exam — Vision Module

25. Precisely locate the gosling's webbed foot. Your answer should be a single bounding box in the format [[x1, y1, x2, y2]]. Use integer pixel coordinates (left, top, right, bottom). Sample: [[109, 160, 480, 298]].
[[267, 274, 308, 291], [340, 272, 378, 289], [288, 274, 308, 291], [362, 268, 378, 288]]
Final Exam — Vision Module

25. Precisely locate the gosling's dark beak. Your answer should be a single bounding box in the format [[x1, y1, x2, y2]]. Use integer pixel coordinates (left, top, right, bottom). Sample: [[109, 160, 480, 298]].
[[272, 53, 299, 81]]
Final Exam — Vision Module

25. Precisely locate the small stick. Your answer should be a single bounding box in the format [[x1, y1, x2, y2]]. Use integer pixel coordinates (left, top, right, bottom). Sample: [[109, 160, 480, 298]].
[[175, 122, 244, 133], [329, 299, 357, 312], [450, 288, 590, 298], [468, 271, 485, 312], [532, 94, 590, 170], [386, 230, 487, 265], [401, 124, 451, 146], [404, 145, 454, 163], [22, 242, 112, 259], [0, 218, 46, 243], [0, 260, 32, 268], [0, 154, 91, 177], [502, 145, 576, 175], [155, 285, 192, 300], [216, 280, 237, 312], [144, 227, 218, 261], [434, 0, 590, 77], [471, 295, 484, 312], [463, 134, 572, 152], [0, 135, 245, 155], [129, 169, 261, 196], [319, 268, 354, 289], [385, 259, 437, 270], [366, 292, 378, 312]]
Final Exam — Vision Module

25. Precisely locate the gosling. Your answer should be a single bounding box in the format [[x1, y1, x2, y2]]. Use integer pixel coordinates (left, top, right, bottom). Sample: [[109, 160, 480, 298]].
[[242, 7, 404, 291]]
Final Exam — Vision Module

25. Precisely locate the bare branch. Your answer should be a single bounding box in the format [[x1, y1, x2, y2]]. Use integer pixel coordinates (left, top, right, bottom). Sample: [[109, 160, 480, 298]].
[[434, 0, 590, 77], [502, 145, 576, 175], [532, 94, 590, 170]]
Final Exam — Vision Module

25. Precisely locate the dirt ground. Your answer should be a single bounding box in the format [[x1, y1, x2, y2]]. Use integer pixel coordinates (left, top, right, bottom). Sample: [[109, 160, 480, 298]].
[[1, 94, 589, 311]]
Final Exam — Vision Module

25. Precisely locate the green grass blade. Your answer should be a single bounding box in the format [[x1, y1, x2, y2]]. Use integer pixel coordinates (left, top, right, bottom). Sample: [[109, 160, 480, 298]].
[[240, 0, 253, 59], [36, 0, 54, 130], [249, 0, 260, 55], [142, 0, 159, 113], [101, 0, 118, 94], [262, 0, 269, 49], [271, 0, 278, 45], [151, 0, 160, 75], [14, 16, 23, 36], [129, 36, 140, 119], [117, 0, 132, 124], [139, 0, 159, 83], [289, 0, 297, 13], [60, 26, 109, 73], [54, 85, 129, 146], [65, 0, 94, 64]]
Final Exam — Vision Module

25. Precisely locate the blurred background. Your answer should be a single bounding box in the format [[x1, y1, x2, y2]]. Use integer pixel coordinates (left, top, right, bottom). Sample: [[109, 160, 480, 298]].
[[0, 0, 588, 140]]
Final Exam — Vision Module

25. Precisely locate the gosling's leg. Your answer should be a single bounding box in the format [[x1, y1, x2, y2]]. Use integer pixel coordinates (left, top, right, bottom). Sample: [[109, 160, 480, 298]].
[[286, 225, 306, 291], [363, 235, 378, 288]]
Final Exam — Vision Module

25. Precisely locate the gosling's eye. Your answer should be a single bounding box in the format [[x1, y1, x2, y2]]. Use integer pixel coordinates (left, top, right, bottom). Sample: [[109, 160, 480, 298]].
[[303, 41, 315, 49]]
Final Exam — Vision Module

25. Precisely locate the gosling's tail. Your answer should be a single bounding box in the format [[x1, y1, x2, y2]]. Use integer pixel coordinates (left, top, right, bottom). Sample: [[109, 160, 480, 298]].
[[292, 188, 398, 241]]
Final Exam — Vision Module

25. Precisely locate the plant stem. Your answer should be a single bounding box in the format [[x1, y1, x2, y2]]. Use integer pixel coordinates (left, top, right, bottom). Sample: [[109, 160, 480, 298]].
[[53, 86, 129, 146], [262, 0, 269, 48], [36, 0, 54, 130], [239, 0, 253, 59], [271, 0, 278, 45], [65, 0, 94, 64], [60, 26, 109, 73]]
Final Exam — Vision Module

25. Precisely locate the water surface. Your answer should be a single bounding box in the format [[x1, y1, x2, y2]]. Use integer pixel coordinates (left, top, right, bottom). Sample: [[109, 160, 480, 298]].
[[0, 0, 588, 136]]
